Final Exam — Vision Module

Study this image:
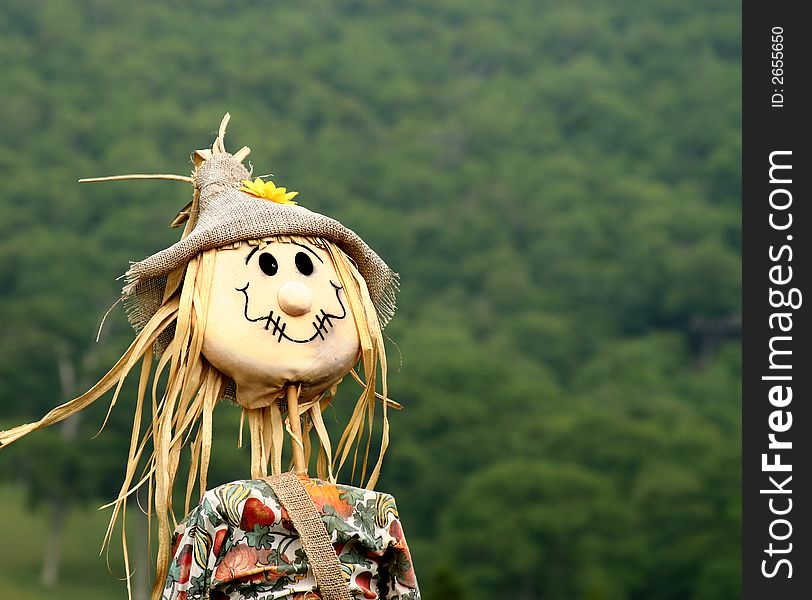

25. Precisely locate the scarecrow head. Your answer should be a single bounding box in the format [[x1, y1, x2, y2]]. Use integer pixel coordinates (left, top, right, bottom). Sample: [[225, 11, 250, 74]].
[[204, 233, 363, 406]]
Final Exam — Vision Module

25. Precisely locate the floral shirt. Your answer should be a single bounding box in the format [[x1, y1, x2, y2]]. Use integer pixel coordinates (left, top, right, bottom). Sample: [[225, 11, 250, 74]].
[[162, 476, 420, 600]]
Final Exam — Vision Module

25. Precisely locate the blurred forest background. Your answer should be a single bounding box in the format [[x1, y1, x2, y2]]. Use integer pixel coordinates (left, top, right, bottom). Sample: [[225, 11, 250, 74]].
[[0, 1, 740, 599]]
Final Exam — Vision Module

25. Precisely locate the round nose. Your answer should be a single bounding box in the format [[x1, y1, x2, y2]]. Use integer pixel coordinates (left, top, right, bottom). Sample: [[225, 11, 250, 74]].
[[277, 281, 313, 317]]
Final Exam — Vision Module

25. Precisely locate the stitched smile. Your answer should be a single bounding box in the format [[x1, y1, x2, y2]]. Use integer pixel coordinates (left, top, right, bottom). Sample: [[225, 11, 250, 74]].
[[236, 281, 347, 343]]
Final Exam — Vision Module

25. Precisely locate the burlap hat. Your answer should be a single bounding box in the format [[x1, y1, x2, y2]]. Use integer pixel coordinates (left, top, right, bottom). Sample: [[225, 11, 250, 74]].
[[119, 117, 398, 335]]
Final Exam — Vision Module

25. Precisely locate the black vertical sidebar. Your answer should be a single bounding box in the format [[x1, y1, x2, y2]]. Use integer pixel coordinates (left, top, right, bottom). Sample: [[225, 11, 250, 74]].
[[743, 2, 811, 598]]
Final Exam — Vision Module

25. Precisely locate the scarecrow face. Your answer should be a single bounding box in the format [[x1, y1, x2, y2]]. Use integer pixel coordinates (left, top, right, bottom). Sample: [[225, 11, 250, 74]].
[[202, 239, 361, 407]]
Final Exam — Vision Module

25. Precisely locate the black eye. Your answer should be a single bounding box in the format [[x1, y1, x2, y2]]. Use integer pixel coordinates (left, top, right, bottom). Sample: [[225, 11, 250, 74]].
[[295, 252, 314, 275], [258, 252, 278, 276]]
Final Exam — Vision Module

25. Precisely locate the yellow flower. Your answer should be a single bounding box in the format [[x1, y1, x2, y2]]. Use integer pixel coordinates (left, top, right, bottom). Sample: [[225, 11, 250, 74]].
[[240, 178, 299, 205]]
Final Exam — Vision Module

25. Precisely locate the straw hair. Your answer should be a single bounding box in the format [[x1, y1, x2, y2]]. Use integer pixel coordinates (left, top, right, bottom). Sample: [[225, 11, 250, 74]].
[[0, 237, 392, 600], [0, 116, 398, 600]]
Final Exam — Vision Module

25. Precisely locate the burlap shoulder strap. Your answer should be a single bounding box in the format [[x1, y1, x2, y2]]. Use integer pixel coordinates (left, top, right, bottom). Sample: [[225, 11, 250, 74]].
[[265, 472, 351, 600]]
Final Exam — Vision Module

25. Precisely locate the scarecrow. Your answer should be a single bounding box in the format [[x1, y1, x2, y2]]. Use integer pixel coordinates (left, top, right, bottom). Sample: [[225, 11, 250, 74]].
[[0, 115, 420, 600]]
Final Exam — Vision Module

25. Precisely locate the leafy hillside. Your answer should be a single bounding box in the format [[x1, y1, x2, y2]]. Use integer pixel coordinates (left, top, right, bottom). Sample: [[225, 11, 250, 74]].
[[0, 1, 740, 599]]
